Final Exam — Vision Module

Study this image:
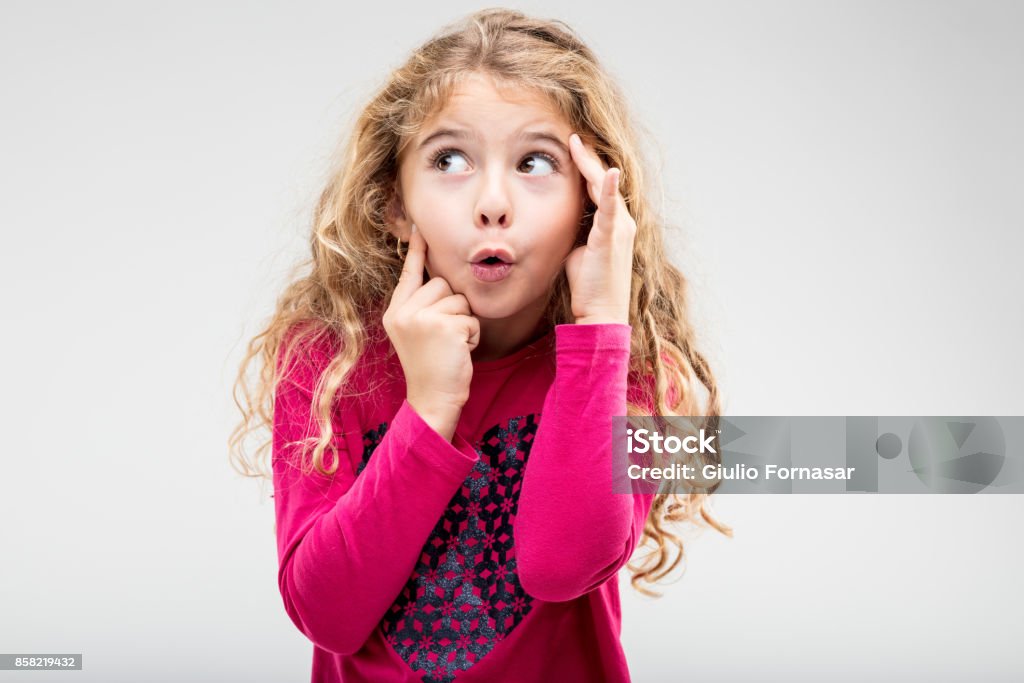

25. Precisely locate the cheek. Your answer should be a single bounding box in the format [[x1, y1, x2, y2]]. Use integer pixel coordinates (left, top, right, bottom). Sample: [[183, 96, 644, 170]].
[[553, 194, 586, 250], [408, 201, 447, 230], [416, 228, 458, 280], [530, 182, 584, 227], [403, 177, 457, 227]]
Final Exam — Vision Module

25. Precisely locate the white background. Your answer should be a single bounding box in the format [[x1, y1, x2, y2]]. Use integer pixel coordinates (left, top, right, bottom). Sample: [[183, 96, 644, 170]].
[[1, 1, 1022, 681]]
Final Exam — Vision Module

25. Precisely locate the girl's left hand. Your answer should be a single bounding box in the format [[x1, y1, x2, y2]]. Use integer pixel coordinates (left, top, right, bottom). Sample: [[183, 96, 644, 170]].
[[564, 133, 637, 326]]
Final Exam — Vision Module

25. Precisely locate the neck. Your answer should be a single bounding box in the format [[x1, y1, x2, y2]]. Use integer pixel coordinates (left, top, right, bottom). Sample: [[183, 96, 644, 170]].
[[470, 298, 552, 363]]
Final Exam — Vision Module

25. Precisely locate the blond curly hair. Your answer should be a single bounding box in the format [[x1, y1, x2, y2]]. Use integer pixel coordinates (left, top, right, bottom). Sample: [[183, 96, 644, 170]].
[[229, 7, 731, 597]]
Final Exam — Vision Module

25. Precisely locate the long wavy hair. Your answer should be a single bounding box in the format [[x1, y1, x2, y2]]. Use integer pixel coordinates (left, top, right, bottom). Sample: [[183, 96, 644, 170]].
[[230, 7, 732, 597]]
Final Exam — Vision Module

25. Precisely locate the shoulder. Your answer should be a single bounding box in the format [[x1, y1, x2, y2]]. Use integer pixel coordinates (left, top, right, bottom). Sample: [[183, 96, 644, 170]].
[[276, 323, 342, 392], [276, 321, 398, 400]]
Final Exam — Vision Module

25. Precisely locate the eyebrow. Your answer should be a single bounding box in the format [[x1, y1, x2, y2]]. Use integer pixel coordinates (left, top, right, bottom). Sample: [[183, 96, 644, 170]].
[[520, 131, 569, 154], [416, 127, 570, 156], [415, 127, 479, 150]]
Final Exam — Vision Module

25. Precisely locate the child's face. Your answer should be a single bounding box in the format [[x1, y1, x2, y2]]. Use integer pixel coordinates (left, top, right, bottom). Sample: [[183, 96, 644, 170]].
[[393, 72, 586, 322]]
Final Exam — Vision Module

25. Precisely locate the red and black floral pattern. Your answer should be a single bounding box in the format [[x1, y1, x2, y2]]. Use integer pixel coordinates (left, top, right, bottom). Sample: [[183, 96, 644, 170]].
[[362, 414, 540, 682]]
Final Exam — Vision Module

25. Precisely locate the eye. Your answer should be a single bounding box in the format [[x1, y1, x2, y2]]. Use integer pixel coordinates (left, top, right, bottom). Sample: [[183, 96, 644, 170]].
[[518, 152, 559, 176], [428, 148, 470, 174]]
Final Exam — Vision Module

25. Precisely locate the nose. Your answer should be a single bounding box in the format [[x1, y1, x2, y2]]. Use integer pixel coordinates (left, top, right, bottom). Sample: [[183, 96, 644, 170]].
[[474, 164, 512, 229]]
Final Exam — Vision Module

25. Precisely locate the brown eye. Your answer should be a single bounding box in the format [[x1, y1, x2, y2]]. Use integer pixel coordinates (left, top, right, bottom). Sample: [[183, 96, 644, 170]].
[[518, 153, 558, 176], [430, 149, 470, 173]]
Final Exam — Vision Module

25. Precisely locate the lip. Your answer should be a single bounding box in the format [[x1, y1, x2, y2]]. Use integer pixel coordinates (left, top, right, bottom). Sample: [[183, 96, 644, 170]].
[[469, 246, 516, 264], [471, 262, 513, 283]]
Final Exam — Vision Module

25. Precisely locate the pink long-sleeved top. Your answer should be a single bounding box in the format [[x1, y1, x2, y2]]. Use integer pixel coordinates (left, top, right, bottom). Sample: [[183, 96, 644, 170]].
[[272, 322, 657, 682]]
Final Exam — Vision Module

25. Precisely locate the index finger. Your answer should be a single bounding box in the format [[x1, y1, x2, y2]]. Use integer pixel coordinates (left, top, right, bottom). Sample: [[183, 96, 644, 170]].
[[597, 168, 621, 223], [569, 134, 613, 208], [392, 224, 426, 306]]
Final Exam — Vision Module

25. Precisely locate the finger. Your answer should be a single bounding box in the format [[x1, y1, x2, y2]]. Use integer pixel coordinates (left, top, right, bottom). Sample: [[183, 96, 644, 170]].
[[429, 293, 472, 316], [568, 133, 609, 204], [586, 169, 623, 246], [406, 274, 454, 310], [456, 314, 481, 351], [598, 168, 620, 224], [568, 133, 608, 179], [391, 224, 426, 306]]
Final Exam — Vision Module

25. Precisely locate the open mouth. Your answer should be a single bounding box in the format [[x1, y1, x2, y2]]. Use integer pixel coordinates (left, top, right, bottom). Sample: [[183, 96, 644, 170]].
[[471, 255, 514, 282], [470, 247, 515, 265]]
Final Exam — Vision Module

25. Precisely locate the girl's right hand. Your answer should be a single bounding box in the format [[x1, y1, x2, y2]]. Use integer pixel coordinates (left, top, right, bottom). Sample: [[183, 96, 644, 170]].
[[382, 224, 479, 441]]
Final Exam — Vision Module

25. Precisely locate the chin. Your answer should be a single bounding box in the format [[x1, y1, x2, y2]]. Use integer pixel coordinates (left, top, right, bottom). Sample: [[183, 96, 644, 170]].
[[459, 291, 525, 321], [466, 300, 520, 321]]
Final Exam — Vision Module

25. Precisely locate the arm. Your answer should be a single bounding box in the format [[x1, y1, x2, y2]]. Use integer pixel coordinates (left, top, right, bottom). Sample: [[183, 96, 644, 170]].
[[272, 337, 479, 655], [514, 323, 657, 602]]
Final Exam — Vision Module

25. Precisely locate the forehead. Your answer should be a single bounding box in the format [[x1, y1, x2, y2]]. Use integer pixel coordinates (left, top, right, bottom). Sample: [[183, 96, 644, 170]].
[[421, 73, 569, 135]]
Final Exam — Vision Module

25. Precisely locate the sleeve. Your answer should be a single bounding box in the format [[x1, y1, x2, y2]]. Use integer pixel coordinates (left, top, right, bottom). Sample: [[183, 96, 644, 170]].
[[513, 323, 658, 602], [272, 335, 481, 655]]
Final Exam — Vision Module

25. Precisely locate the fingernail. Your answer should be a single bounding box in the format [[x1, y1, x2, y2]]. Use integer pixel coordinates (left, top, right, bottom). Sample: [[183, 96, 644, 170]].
[[570, 133, 580, 145], [411, 223, 417, 234]]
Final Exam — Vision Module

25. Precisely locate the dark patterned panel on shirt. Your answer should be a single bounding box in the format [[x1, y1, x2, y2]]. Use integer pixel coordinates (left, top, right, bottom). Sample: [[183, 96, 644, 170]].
[[360, 414, 541, 683]]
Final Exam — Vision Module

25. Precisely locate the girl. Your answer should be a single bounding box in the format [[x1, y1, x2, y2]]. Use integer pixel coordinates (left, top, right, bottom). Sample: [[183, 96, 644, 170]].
[[231, 8, 730, 682]]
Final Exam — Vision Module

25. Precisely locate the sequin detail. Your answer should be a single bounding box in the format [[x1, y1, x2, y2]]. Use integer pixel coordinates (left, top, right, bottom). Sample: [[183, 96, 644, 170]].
[[364, 415, 539, 682], [357, 422, 388, 475]]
